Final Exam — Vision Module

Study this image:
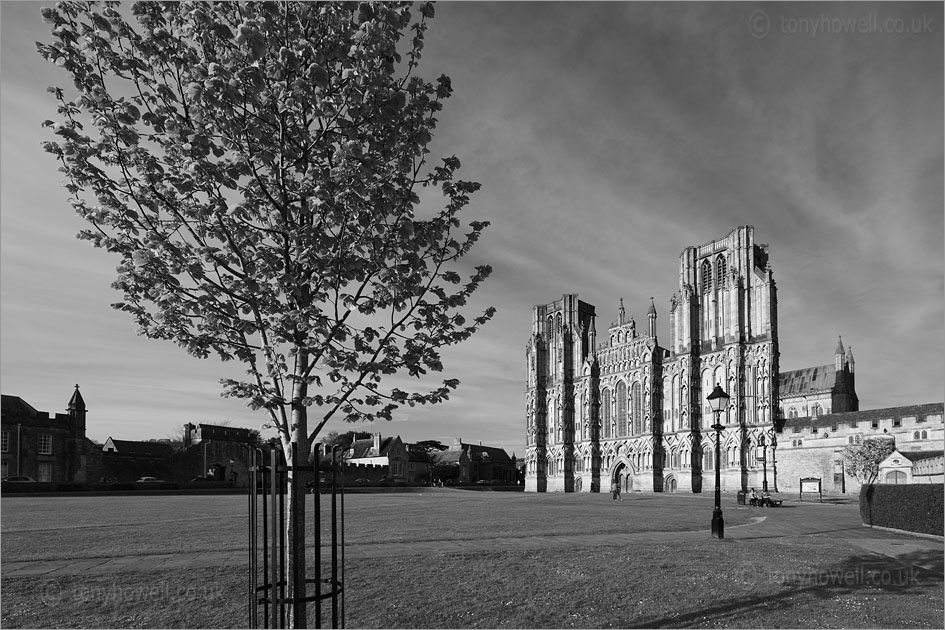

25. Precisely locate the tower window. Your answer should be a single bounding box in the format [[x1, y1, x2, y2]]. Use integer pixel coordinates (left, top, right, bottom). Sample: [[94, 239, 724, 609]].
[[716, 254, 726, 287], [702, 260, 712, 292]]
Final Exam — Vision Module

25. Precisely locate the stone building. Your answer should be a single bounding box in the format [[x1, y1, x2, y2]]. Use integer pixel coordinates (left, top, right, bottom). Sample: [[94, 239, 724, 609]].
[[779, 336, 858, 419], [525, 226, 779, 493], [1, 386, 101, 482], [776, 403, 944, 494]]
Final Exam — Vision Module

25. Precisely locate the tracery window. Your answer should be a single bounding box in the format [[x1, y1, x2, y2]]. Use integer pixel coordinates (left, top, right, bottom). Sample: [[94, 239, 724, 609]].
[[631, 382, 643, 434], [716, 254, 726, 287], [616, 382, 628, 437], [602, 389, 612, 439], [702, 260, 712, 292]]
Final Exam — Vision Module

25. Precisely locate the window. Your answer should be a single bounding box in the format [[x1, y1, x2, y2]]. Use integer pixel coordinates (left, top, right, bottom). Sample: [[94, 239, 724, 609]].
[[850, 420, 857, 428], [631, 382, 643, 434], [893, 418, 901, 428], [38, 434, 52, 455], [716, 254, 727, 287], [702, 260, 712, 292], [914, 431, 921, 440], [1, 431, 8, 453], [922, 431, 928, 439], [1, 462, 7, 479], [616, 382, 628, 437], [38, 462, 52, 482], [811, 403, 822, 418], [391, 460, 404, 477], [602, 389, 612, 439], [871, 419, 879, 429]]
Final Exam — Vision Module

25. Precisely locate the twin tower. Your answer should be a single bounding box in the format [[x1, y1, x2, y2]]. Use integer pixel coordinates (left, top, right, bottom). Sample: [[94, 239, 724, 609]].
[[525, 226, 780, 493]]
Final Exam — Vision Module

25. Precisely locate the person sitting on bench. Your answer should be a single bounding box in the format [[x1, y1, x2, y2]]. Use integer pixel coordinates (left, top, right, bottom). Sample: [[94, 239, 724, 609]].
[[748, 487, 758, 506], [761, 490, 772, 507]]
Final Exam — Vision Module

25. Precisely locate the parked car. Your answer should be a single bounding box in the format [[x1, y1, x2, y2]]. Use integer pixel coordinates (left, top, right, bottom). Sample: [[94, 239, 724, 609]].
[[2, 476, 37, 483], [135, 476, 163, 483]]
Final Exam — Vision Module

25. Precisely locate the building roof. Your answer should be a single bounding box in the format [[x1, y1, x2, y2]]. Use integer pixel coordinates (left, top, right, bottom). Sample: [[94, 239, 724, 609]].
[[779, 365, 836, 397], [1, 395, 39, 417], [897, 450, 944, 463], [104, 438, 174, 458], [348, 436, 395, 459], [780, 402, 944, 432]]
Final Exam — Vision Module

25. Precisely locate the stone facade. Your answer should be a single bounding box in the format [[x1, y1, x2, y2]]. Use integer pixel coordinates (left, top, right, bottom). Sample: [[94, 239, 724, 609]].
[[776, 403, 944, 494], [1, 386, 102, 482], [525, 226, 780, 493]]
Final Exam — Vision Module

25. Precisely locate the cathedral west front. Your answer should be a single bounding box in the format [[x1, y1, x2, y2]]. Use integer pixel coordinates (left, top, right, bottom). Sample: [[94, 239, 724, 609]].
[[525, 226, 780, 493]]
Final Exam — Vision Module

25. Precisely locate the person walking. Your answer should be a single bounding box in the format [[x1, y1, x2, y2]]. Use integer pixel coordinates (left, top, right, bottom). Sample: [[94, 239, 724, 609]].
[[612, 478, 623, 501]]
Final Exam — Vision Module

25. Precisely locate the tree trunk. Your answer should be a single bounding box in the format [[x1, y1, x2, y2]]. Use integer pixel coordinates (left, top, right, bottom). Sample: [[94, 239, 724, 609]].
[[286, 350, 310, 628]]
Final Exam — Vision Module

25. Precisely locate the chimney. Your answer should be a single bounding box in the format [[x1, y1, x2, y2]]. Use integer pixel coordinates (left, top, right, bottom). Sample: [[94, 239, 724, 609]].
[[453, 437, 463, 449], [373, 432, 381, 456]]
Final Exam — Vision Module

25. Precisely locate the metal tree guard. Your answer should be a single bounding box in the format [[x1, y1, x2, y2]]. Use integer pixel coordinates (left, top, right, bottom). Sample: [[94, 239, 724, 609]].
[[247, 441, 345, 628]]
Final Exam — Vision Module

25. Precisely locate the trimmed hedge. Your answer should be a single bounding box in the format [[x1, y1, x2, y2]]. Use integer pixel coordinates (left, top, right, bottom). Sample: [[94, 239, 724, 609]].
[[860, 483, 943, 535]]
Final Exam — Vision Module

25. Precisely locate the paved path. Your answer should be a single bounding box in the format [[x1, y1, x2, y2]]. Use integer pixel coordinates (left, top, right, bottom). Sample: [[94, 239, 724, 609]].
[[3, 500, 941, 579]]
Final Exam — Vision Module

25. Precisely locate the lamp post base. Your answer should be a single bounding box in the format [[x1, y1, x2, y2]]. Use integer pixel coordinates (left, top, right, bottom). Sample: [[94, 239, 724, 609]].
[[711, 508, 724, 539]]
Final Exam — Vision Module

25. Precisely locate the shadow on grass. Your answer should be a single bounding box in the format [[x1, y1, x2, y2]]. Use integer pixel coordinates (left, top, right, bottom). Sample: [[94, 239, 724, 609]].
[[633, 548, 943, 628]]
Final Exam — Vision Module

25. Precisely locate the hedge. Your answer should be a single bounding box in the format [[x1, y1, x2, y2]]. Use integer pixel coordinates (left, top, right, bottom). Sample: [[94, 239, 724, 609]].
[[860, 483, 944, 536]]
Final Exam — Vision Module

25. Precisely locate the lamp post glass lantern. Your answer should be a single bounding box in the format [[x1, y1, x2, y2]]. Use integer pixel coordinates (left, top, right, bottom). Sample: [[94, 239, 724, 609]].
[[707, 384, 730, 539]]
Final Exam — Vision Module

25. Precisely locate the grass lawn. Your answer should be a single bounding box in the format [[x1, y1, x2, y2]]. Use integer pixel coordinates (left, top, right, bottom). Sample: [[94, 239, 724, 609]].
[[1, 491, 754, 561], [2, 491, 942, 628]]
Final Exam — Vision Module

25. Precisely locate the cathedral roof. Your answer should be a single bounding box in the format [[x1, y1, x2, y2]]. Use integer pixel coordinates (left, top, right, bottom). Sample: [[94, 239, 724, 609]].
[[779, 365, 836, 396]]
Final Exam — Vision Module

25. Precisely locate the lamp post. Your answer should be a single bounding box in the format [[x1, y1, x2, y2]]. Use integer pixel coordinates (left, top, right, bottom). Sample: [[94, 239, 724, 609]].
[[758, 435, 768, 493], [707, 384, 730, 539]]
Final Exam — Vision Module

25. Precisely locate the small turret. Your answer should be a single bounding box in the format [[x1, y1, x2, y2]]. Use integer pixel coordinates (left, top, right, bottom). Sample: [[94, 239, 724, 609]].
[[845, 345, 855, 373], [835, 336, 845, 372], [67, 384, 86, 434], [647, 297, 657, 338], [618, 298, 625, 326]]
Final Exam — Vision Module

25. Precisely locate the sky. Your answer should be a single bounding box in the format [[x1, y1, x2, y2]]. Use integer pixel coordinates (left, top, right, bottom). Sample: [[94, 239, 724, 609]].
[[1, 2, 942, 458]]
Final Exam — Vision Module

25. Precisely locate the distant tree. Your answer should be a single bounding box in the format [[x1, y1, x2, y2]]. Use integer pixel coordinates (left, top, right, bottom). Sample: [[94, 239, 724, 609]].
[[842, 438, 895, 486], [409, 439, 449, 453], [37, 3, 493, 625]]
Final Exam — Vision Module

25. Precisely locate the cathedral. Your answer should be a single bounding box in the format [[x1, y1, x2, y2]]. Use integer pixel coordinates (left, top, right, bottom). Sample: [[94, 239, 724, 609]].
[[525, 226, 780, 493]]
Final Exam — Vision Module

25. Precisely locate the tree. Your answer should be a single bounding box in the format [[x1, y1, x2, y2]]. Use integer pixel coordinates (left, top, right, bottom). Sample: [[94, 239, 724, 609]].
[[409, 439, 449, 453], [37, 2, 493, 625], [842, 438, 895, 486]]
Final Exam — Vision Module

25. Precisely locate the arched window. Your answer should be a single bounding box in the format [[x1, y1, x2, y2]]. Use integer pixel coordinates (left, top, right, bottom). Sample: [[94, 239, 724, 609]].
[[602, 389, 612, 439], [670, 448, 679, 468], [702, 260, 712, 292], [811, 403, 822, 418], [631, 382, 643, 434], [914, 431, 920, 439], [789, 407, 798, 419], [716, 254, 726, 287], [704, 447, 713, 470], [616, 381, 628, 437]]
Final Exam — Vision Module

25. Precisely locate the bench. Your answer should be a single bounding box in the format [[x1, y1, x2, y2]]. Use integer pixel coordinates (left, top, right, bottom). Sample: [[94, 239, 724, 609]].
[[761, 497, 783, 507]]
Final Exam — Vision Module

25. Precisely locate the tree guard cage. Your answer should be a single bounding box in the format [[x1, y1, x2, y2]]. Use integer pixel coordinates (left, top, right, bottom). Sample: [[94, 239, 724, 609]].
[[247, 442, 345, 628]]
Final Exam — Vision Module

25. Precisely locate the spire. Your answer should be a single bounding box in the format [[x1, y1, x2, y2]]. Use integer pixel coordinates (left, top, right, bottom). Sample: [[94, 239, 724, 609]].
[[835, 336, 845, 372], [618, 298, 625, 325], [68, 384, 86, 412], [647, 297, 657, 338], [846, 345, 855, 373]]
